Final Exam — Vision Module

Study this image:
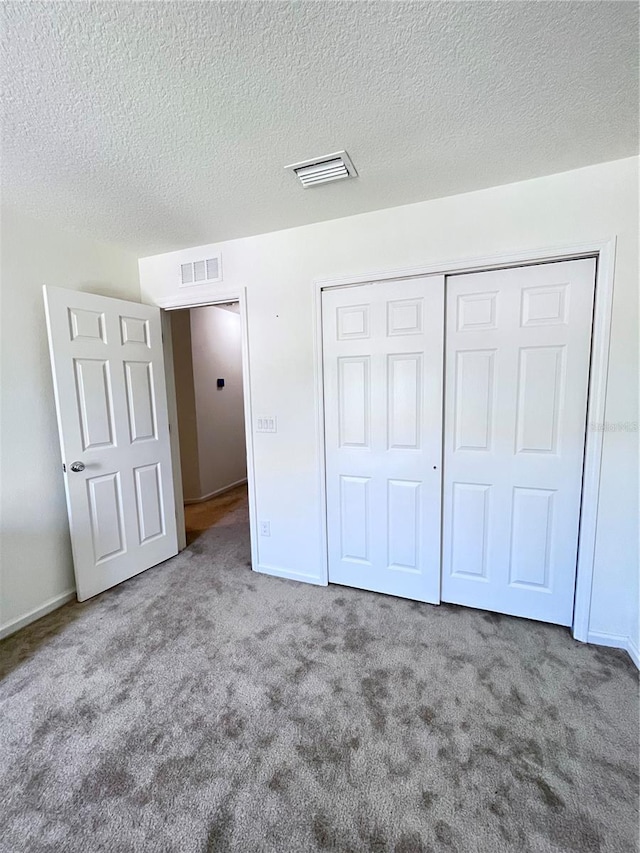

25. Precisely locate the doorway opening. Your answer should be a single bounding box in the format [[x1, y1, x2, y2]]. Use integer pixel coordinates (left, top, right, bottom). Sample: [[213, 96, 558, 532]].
[[169, 302, 250, 547]]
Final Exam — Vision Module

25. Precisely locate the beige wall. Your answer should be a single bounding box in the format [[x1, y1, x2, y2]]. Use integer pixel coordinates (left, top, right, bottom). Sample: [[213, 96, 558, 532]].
[[170, 305, 247, 503], [190, 305, 247, 499], [170, 310, 201, 501], [140, 157, 639, 657], [0, 206, 140, 636]]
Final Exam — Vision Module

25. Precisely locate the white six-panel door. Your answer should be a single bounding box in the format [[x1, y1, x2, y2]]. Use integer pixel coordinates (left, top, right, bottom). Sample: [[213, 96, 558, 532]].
[[441, 259, 596, 625], [44, 286, 178, 601], [322, 276, 444, 603]]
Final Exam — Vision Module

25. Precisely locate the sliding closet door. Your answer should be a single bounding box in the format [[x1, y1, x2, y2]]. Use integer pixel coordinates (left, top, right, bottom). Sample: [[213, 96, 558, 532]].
[[323, 276, 444, 603], [441, 259, 596, 625]]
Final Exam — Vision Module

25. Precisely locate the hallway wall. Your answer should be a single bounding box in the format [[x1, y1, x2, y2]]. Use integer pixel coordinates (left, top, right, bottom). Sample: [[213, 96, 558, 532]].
[[170, 305, 247, 503], [170, 310, 201, 502]]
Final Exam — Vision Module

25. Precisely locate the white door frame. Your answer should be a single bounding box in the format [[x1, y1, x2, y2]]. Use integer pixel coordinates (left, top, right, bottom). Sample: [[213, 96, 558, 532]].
[[156, 288, 259, 573], [313, 239, 616, 643]]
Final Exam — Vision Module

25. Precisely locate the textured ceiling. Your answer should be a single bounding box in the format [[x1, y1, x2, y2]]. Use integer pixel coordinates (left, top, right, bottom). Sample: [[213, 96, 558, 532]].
[[1, 1, 638, 255]]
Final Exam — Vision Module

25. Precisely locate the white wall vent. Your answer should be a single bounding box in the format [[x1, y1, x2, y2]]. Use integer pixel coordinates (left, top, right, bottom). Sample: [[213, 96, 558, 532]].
[[179, 254, 222, 287], [285, 150, 358, 188]]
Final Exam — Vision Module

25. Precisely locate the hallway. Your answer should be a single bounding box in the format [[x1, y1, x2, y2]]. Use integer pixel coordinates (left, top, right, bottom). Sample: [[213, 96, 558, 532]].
[[184, 483, 249, 545]]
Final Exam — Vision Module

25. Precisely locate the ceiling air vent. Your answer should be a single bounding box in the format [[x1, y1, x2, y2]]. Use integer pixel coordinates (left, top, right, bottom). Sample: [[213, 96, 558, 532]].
[[285, 150, 358, 188], [179, 253, 222, 287]]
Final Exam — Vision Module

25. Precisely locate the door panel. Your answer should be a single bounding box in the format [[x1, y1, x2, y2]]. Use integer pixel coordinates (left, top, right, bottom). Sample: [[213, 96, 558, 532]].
[[134, 463, 166, 543], [338, 357, 370, 447], [509, 487, 554, 589], [450, 482, 490, 580], [124, 360, 157, 442], [515, 346, 564, 452], [44, 286, 178, 601], [340, 475, 371, 564], [387, 479, 421, 571], [74, 359, 116, 449], [388, 354, 422, 448], [453, 349, 495, 451], [87, 472, 126, 562], [323, 276, 444, 603], [441, 259, 596, 625]]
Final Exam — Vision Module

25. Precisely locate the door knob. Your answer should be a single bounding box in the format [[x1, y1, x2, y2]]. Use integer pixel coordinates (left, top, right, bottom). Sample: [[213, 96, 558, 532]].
[[69, 461, 85, 473]]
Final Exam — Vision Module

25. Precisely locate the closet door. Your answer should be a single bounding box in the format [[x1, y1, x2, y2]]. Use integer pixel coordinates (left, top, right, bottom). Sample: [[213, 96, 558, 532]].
[[441, 259, 596, 625], [323, 276, 444, 603]]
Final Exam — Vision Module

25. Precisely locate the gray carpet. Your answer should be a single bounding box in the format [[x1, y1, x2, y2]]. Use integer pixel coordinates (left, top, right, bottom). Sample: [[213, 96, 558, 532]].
[[1, 495, 638, 853]]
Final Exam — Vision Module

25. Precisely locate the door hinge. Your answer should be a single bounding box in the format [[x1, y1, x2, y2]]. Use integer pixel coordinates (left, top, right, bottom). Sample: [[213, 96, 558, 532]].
[[62, 463, 66, 473]]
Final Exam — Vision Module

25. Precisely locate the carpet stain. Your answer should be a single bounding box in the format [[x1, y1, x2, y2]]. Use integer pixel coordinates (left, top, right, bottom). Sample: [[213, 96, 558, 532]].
[[267, 766, 291, 792], [312, 812, 338, 849], [418, 704, 436, 725], [360, 669, 390, 732], [83, 757, 135, 801], [394, 831, 428, 853], [421, 789, 437, 810], [219, 709, 245, 739], [534, 776, 565, 811], [206, 806, 234, 852], [434, 820, 456, 848]]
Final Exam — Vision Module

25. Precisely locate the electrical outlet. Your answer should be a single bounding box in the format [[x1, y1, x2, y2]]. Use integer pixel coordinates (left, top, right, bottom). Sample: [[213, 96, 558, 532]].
[[260, 521, 271, 537]]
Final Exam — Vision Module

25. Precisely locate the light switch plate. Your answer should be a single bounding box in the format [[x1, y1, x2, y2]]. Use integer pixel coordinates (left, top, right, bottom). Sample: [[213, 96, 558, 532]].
[[256, 416, 277, 433]]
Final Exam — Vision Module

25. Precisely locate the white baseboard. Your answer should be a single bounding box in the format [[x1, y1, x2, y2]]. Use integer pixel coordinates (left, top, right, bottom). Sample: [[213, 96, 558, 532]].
[[0, 589, 76, 641], [184, 478, 248, 505], [627, 636, 640, 669], [253, 563, 327, 586], [587, 629, 628, 650], [587, 630, 639, 669]]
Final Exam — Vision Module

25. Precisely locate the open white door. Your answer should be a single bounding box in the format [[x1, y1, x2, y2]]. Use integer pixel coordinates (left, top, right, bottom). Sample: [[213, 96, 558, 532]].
[[44, 286, 178, 601]]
